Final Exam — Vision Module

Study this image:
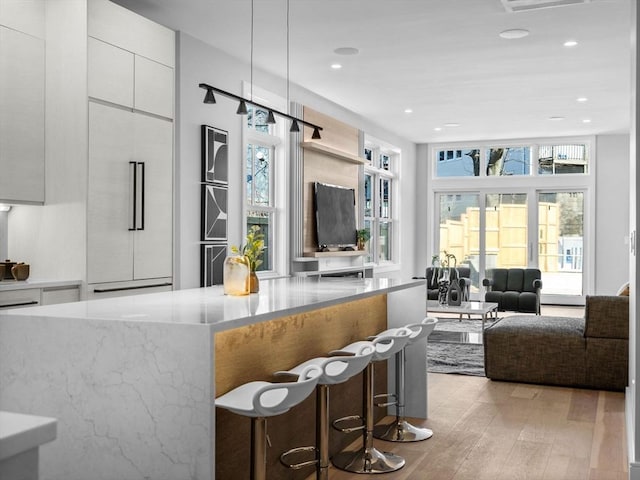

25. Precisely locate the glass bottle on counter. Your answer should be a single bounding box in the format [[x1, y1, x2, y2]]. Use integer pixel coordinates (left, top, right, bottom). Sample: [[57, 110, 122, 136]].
[[223, 255, 250, 296]]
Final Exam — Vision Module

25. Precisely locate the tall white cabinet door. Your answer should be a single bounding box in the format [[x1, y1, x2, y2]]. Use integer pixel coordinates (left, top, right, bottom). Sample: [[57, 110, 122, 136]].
[[132, 113, 173, 280], [0, 26, 44, 204], [88, 102, 134, 284]]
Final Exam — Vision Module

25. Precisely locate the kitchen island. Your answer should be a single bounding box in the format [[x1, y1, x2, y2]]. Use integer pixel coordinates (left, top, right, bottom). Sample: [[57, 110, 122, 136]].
[[0, 277, 426, 480]]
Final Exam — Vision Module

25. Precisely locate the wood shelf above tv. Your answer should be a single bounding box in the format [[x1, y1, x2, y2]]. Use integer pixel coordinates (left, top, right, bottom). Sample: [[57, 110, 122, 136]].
[[303, 250, 367, 258], [300, 141, 365, 164]]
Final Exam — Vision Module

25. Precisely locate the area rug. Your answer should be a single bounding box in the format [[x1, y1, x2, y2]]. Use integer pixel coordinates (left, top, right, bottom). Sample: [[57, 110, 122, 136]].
[[426, 318, 496, 377]]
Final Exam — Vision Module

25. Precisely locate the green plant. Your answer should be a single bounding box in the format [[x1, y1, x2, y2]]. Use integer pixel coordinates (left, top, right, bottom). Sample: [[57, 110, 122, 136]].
[[231, 225, 265, 272], [356, 228, 371, 243]]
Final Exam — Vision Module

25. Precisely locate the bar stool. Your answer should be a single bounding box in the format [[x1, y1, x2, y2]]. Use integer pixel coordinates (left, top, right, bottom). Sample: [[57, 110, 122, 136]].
[[276, 341, 376, 480], [374, 317, 438, 442], [331, 327, 412, 474], [215, 364, 323, 480]]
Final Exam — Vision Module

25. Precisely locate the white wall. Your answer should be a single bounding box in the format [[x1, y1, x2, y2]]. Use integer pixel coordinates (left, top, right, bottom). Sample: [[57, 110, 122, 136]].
[[176, 32, 418, 289], [595, 134, 630, 294]]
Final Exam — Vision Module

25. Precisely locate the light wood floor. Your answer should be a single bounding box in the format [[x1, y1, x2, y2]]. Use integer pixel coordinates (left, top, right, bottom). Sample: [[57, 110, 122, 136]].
[[319, 305, 626, 480], [320, 373, 627, 480]]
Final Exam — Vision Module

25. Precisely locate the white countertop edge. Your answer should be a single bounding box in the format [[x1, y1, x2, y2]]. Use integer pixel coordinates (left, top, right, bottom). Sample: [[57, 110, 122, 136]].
[[0, 279, 82, 292], [0, 278, 426, 331], [0, 411, 57, 461]]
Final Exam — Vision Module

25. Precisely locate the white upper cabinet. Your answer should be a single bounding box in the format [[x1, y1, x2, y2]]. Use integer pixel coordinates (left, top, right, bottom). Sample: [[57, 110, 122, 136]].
[[88, 0, 175, 68], [88, 37, 134, 108], [0, 25, 44, 204], [0, 0, 45, 39], [134, 56, 173, 119]]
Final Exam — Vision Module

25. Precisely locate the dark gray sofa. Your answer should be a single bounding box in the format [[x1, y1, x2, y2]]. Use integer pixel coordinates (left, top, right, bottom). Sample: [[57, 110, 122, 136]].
[[483, 268, 542, 314], [483, 295, 629, 391]]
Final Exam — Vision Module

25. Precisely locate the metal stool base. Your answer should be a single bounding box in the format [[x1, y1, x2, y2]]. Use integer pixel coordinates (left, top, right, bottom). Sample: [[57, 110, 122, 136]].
[[373, 419, 433, 442], [332, 446, 405, 474]]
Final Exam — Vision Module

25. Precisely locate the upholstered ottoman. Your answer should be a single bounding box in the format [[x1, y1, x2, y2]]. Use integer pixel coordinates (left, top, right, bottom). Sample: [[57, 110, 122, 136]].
[[483, 296, 629, 391], [484, 315, 587, 388]]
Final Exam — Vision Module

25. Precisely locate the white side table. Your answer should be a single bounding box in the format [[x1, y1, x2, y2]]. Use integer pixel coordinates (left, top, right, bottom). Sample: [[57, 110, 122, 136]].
[[0, 411, 57, 480]]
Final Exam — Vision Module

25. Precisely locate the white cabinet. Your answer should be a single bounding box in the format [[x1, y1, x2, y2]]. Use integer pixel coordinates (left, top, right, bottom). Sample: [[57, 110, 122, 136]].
[[88, 37, 134, 108], [88, 102, 172, 284], [0, 25, 44, 204], [134, 55, 173, 118], [0, 289, 39, 309]]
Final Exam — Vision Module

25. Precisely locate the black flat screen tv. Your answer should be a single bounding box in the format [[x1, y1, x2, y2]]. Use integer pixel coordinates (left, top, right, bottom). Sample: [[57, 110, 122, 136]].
[[314, 182, 357, 248]]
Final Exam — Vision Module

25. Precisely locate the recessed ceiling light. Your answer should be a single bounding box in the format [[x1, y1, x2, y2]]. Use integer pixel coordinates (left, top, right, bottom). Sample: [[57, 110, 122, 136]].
[[404, 108, 413, 114], [330, 63, 342, 69], [576, 97, 588, 102], [434, 127, 442, 131], [334, 47, 359, 56], [444, 123, 460, 127], [563, 40, 578, 47], [582, 119, 592, 123], [499, 28, 530, 39], [548, 116, 565, 121]]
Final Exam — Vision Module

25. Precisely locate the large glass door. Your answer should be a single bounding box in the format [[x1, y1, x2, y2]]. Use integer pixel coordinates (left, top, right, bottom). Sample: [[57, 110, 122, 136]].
[[537, 191, 584, 298], [437, 189, 586, 303]]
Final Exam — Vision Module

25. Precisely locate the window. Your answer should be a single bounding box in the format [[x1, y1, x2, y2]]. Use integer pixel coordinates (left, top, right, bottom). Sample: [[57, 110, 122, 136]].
[[242, 84, 286, 276], [364, 137, 399, 265], [430, 136, 594, 304], [436, 143, 588, 178]]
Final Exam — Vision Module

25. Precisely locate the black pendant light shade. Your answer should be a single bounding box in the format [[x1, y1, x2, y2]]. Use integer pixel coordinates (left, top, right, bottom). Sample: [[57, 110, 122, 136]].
[[199, 83, 322, 136], [236, 100, 248, 115], [203, 88, 216, 104]]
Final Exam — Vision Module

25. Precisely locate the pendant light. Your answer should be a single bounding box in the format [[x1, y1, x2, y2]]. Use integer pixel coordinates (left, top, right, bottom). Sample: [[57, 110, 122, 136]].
[[199, 0, 322, 138]]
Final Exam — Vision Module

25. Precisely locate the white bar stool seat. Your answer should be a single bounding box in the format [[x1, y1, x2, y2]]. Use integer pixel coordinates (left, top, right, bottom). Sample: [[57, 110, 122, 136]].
[[374, 317, 438, 442], [331, 327, 413, 474], [215, 364, 323, 480], [276, 341, 376, 480]]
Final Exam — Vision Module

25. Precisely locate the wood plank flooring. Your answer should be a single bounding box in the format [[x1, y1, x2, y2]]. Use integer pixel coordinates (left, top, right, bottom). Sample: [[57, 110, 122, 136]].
[[318, 373, 627, 480]]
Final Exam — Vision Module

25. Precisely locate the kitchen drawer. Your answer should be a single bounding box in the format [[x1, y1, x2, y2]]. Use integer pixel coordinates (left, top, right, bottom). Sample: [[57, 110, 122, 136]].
[[87, 278, 173, 299], [41, 286, 80, 306], [0, 289, 40, 309]]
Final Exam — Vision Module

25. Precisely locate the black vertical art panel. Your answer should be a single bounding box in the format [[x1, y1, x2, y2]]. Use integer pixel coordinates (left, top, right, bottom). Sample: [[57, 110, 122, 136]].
[[202, 184, 228, 241], [201, 244, 226, 287], [202, 125, 229, 185], [201, 125, 230, 287]]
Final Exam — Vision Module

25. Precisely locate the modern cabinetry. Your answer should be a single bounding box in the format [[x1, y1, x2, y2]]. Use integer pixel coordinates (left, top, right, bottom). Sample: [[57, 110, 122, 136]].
[[0, 11, 45, 204], [0, 283, 80, 309], [86, 0, 174, 296], [87, 102, 172, 285]]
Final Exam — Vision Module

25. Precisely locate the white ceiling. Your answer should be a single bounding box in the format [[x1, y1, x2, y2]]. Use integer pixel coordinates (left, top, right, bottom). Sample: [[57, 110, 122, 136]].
[[112, 0, 632, 144]]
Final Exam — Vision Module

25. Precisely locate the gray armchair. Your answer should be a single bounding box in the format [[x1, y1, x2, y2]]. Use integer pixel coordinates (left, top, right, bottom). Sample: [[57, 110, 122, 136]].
[[482, 268, 542, 314]]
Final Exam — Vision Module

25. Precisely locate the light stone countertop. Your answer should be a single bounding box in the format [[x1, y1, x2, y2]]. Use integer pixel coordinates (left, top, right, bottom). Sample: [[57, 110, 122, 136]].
[[0, 411, 57, 461], [2, 277, 425, 331]]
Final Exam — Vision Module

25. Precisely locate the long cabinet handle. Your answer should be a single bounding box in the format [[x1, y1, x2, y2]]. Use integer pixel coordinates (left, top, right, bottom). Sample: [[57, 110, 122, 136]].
[[129, 161, 137, 231], [137, 162, 145, 231], [0, 300, 39, 309], [93, 282, 173, 293]]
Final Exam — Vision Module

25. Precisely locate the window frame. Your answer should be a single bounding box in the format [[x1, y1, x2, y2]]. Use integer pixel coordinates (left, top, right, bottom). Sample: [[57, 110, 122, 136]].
[[241, 83, 288, 278], [428, 135, 596, 302], [364, 135, 400, 269]]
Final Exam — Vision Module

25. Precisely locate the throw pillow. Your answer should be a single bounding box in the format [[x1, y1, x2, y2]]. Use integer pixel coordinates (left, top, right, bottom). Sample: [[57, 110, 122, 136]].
[[617, 282, 630, 296]]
